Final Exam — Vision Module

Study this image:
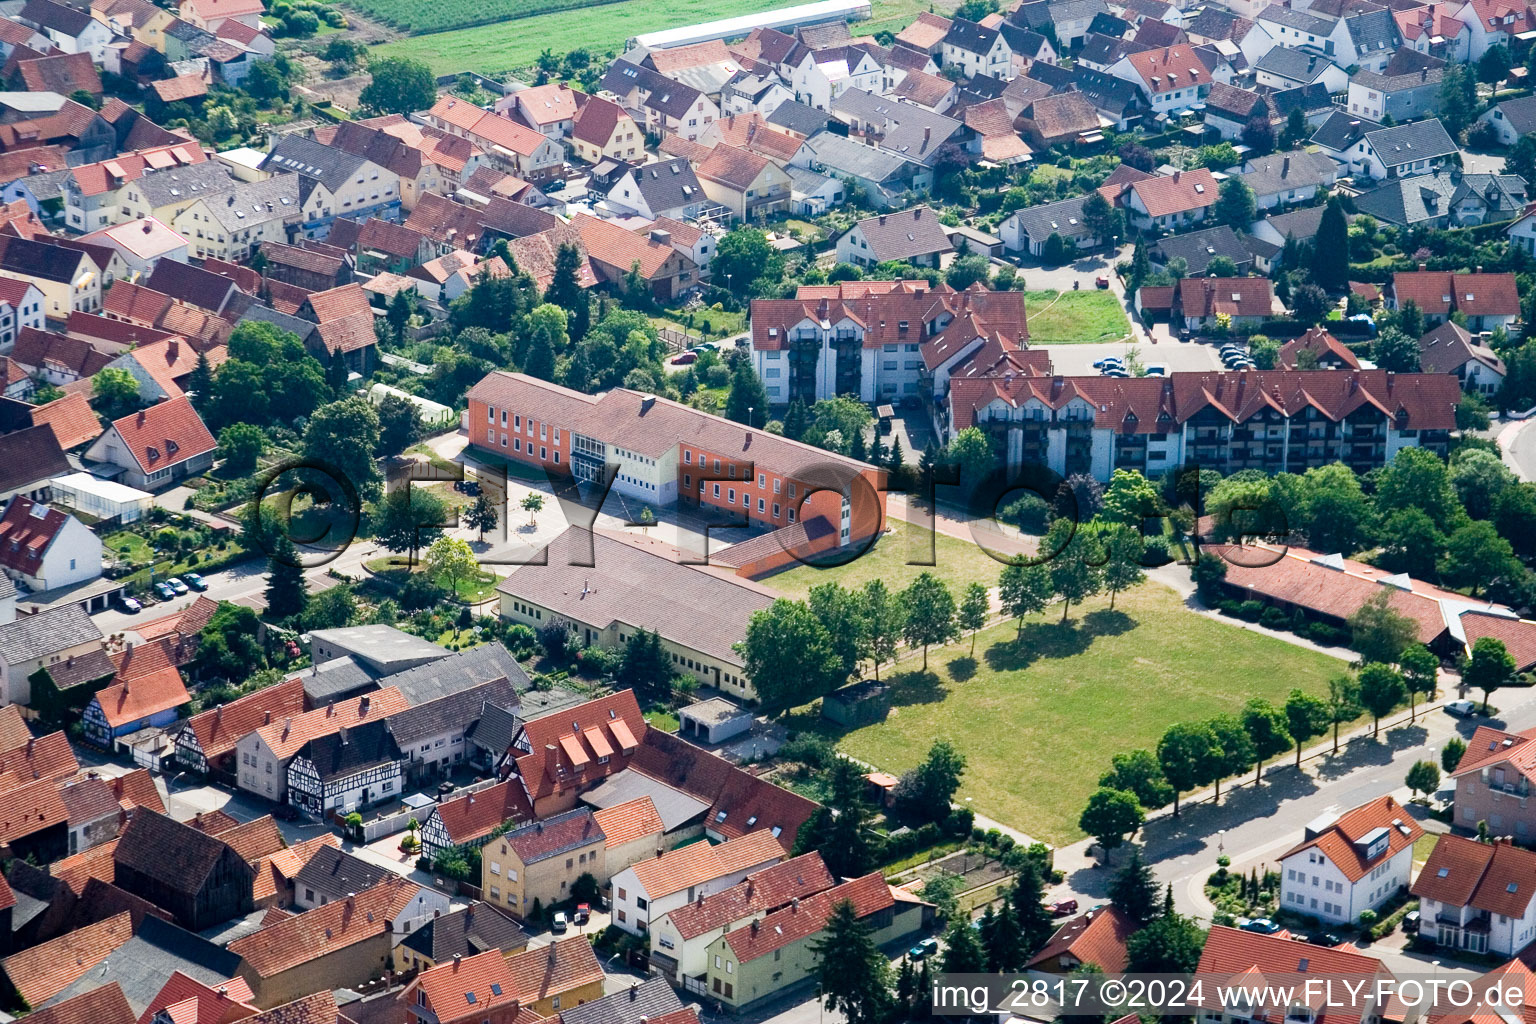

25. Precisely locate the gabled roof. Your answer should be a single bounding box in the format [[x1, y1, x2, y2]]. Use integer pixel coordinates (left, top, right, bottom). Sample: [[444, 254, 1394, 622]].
[[719, 871, 892, 962], [1279, 326, 1360, 368], [1419, 320, 1506, 376], [114, 810, 249, 893], [90, 666, 190, 729], [0, 600, 100, 666], [0, 911, 134, 1006], [1153, 223, 1251, 276], [1413, 834, 1536, 918], [1394, 269, 1518, 316], [430, 779, 535, 847], [395, 902, 529, 964], [496, 807, 604, 865], [1124, 44, 1207, 93], [1179, 275, 1274, 318], [251, 687, 408, 761], [554, 977, 681, 1024], [136, 971, 257, 1024], [1363, 117, 1457, 166], [629, 829, 784, 901], [1027, 904, 1137, 972], [0, 495, 72, 578], [1279, 793, 1422, 882], [102, 397, 215, 477], [571, 212, 681, 280], [591, 795, 664, 849], [409, 948, 520, 1022], [848, 205, 954, 262], [662, 851, 834, 940], [1117, 168, 1218, 217], [504, 935, 603, 1005], [228, 876, 419, 978], [25, 983, 136, 1024]]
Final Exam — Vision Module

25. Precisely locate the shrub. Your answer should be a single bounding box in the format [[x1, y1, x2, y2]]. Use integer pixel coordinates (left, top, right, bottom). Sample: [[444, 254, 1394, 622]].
[[1260, 607, 1289, 630], [780, 734, 835, 769], [1142, 536, 1172, 565], [1238, 600, 1264, 622], [946, 806, 975, 835]]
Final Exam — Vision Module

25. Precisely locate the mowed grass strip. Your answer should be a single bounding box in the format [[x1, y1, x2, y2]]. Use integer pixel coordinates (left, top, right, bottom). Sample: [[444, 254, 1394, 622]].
[[763, 519, 1015, 601], [373, 0, 960, 75], [807, 584, 1340, 845], [1023, 289, 1132, 345]]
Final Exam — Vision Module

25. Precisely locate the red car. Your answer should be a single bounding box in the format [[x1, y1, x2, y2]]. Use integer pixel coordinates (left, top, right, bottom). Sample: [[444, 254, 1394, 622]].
[[574, 903, 591, 924], [1095, 275, 1110, 289], [671, 351, 698, 365], [1051, 899, 1079, 917]]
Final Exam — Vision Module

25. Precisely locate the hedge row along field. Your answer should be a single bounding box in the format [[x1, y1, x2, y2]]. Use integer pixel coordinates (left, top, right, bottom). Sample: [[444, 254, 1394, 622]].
[[337, 0, 628, 35]]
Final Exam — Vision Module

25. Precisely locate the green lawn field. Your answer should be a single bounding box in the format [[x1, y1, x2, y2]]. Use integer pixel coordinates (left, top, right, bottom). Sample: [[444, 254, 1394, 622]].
[[764, 519, 1014, 601], [1024, 289, 1132, 345], [805, 584, 1342, 845], [372, 0, 960, 75]]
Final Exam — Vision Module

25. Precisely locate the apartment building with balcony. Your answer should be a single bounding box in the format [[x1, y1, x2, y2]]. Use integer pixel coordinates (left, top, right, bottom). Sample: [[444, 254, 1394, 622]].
[[1448, 723, 1536, 841], [945, 369, 1459, 482], [748, 280, 1043, 406], [1413, 834, 1536, 956], [465, 371, 885, 544]]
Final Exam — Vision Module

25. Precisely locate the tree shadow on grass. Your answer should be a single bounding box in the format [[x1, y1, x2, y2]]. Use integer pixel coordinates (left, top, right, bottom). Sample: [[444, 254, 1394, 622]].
[[1081, 607, 1135, 637], [949, 656, 978, 682], [982, 620, 1096, 673], [887, 668, 949, 707]]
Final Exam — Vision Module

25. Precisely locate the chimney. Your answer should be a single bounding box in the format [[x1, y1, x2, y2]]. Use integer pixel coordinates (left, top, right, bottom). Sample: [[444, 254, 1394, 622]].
[[751, 919, 760, 935], [630, 984, 640, 1002], [218, 987, 228, 999], [360, 695, 371, 714], [1173, 170, 1181, 182], [263, 710, 271, 725], [545, 743, 559, 776], [327, 701, 336, 717], [339, 726, 349, 746], [282, 717, 292, 738], [136, 410, 146, 426], [167, 339, 178, 361], [791, 897, 800, 912], [1282, 156, 1290, 176], [656, 847, 665, 858], [142, 221, 152, 234], [453, 953, 462, 970]]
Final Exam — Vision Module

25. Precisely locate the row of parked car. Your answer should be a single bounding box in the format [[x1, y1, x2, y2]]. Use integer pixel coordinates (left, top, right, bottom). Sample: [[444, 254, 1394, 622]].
[[1091, 357, 1169, 379], [1221, 344, 1256, 371], [116, 571, 209, 613]]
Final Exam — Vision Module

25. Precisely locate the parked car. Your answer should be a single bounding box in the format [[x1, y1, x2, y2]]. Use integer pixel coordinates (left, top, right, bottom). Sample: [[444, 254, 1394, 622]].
[[1050, 899, 1079, 917], [1179, 327, 1192, 341], [551, 911, 568, 934], [1307, 933, 1344, 947], [1103, 369, 1129, 378], [118, 596, 142, 613], [1241, 918, 1281, 934], [1403, 910, 1420, 934], [544, 179, 566, 193], [908, 938, 939, 960], [1093, 357, 1123, 369], [574, 903, 591, 924], [153, 582, 174, 601], [183, 572, 207, 591], [1095, 275, 1110, 288], [671, 351, 697, 365], [1146, 364, 1167, 376], [1445, 699, 1477, 717], [166, 578, 188, 595]]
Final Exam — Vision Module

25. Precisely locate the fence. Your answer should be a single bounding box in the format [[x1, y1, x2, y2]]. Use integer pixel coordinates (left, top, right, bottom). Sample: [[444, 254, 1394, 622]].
[[658, 327, 701, 353], [356, 775, 506, 842]]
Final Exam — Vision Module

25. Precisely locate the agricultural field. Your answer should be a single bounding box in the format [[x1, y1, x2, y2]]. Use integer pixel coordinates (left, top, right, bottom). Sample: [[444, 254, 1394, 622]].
[[372, 0, 960, 75]]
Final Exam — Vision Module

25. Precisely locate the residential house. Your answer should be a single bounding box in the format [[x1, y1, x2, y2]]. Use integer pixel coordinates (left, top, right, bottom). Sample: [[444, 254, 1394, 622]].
[[232, 688, 408, 805], [719, 72, 795, 119], [1001, 194, 1100, 256], [941, 18, 1013, 79], [1239, 149, 1338, 210], [789, 131, 918, 208], [1347, 51, 1445, 122], [0, 235, 100, 318], [1253, 46, 1348, 92], [602, 158, 708, 221], [1413, 834, 1536, 955], [498, 82, 580, 138], [1278, 794, 1422, 926], [788, 46, 883, 110], [261, 135, 401, 240], [896, 11, 952, 54], [401, 939, 604, 1022], [0, 599, 101, 707], [179, 0, 263, 32], [0, 278, 43, 353], [570, 95, 643, 165], [285, 717, 402, 818], [1016, 92, 1103, 149], [1028, 905, 1136, 973], [1194, 927, 1397, 1022], [112, 810, 253, 930], [292, 844, 393, 910], [84, 397, 215, 491], [700, 872, 927, 1010], [481, 807, 605, 918], [1395, 1, 1471, 60], [646, 216, 714, 277], [828, 89, 962, 179], [1419, 320, 1505, 395], [1108, 45, 1210, 115], [230, 877, 422, 1008], [1202, 81, 1270, 141], [1391, 269, 1519, 330], [77, 218, 187, 280], [1278, 326, 1360, 369], [505, 689, 649, 818], [1177, 276, 1278, 330], [694, 144, 792, 222], [82, 665, 190, 749], [418, 779, 534, 860], [114, 163, 238, 232], [1447, 722, 1536, 838], [1011, 0, 1110, 49], [386, 677, 516, 785], [393, 903, 530, 972], [17, 0, 114, 60], [835, 206, 954, 268], [174, 677, 307, 784], [1356, 170, 1527, 228], [1455, 0, 1534, 59], [946, 368, 1459, 482], [349, 217, 434, 276], [1330, 116, 1459, 181], [647, 852, 833, 984], [0, 495, 98, 594], [259, 241, 350, 292], [571, 214, 700, 301], [171, 174, 298, 262], [609, 829, 784, 935], [1479, 94, 1536, 146], [590, 796, 665, 875], [1108, 167, 1217, 231], [1153, 224, 1254, 276]]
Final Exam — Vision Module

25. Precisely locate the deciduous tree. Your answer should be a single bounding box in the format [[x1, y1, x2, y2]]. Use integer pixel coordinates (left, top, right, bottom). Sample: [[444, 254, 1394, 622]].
[[1357, 662, 1406, 737], [1284, 688, 1330, 767], [902, 572, 957, 669], [1464, 635, 1516, 713], [1241, 698, 1293, 787], [1158, 721, 1222, 815], [1080, 787, 1144, 852]]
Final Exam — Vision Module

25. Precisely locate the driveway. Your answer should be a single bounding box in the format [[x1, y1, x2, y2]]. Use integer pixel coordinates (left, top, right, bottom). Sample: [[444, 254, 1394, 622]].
[[1013, 245, 1131, 292], [1043, 341, 1225, 375], [1462, 150, 1508, 175]]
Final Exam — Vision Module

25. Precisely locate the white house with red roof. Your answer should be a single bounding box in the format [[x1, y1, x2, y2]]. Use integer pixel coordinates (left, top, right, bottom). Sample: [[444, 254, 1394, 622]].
[[1455, 0, 1535, 58], [1195, 926, 1396, 1024], [0, 278, 43, 354], [79, 217, 188, 282], [0, 495, 101, 592], [179, 0, 263, 32], [84, 396, 215, 491], [1278, 794, 1423, 926], [1413, 834, 1536, 955], [1108, 45, 1211, 115]]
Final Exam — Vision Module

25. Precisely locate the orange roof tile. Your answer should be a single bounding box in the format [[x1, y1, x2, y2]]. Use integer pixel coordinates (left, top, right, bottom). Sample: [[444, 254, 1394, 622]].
[[110, 768, 167, 816], [52, 835, 119, 895], [629, 829, 784, 901], [1279, 794, 1422, 883], [252, 687, 408, 761], [410, 949, 520, 1024], [504, 935, 604, 1003], [228, 877, 418, 978], [0, 910, 134, 1006], [217, 814, 286, 862], [184, 677, 307, 763], [105, 396, 216, 476], [591, 796, 664, 849], [721, 872, 893, 962], [664, 852, 834, 940], [0, 773, 69, 845], [137, 971, 258, 1024], [31, 391, 101, 449], [91, 665, 191, 728]]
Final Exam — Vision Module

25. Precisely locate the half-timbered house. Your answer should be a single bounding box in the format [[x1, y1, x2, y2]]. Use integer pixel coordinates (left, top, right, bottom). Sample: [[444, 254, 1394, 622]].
[[286, 718, 402, 817], [175, 678, 306, 783]]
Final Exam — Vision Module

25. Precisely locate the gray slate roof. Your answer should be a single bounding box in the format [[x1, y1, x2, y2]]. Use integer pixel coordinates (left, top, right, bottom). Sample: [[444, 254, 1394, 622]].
[[1254, 46, 1340, 85], [1364, 118, 1457, 166], [386, 676, 518, 746], [829, 89, 963, 167], [40, 916, 244, 1015], [1256, 3, 1336, 34], [765, 100, 829, 136], [0, 602, 100, 665], [296, 655, 378, 705], [1260, 204, 1328, 239], [615, 157, 705, 215], [375, 642, 532, 705], [1492, 95, 1536, 136], [1309, 108, 1383, 150], [197, 173, 299, 232], [1239, 149, 1336, 196], [1008, 194, 1092, 245], [293, 844, 394, 899], [579, 768, 710, 832], [797, 130, 913, 184], [262, 135, 371, 196], [848, 205, 954, 262], [131, 162, 234, 209], [395, 903, 530, 963], [1344, 8, 1400, 53], [556, 978, 683, 1024], [1153, 223, 1253, 275]]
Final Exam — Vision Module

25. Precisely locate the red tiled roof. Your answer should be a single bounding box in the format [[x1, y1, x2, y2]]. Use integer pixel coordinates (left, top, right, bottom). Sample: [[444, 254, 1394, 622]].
[[1027, 904, 1138, 973], [431, 778, 534, 847], [0, 729, 79, 789], [252, 687, 407, 761], [0, 705, 32, 752], [1278, 794, 1422, 883], [91, 665, 191, 729], [1392, 271, 1519, 317], [1196, 925, 1392, 1024], [181, 0, 264, 21], [184, 677, 307, 764], [504, 935, 604, 1004], [137, 971, 258, 1024], [105, 396, 216, 475], [1279, 327, 1360, 369], [571, 213, 680, 281], [217, 814, 286, 862], [1179, 276, 1274, 318], [629, 829, 784, 901], [571, 94, 628, 147], [32, 392, 102, 449], [591, 796, 664, 849], [514, 690, 647, 800], [427, 96, 549, 158], [664, 852, 835, 940], [1413, 834, 1536, 919], [15, 51, 101, 98], [1120, 168, 1218, 217], [52, 836, 119, 894], [1124, 45, 1207, 93], [0, 910, 133, 1006], [228, 877, 418, 978], [109, 768, 166, 816], [721, 871, 893, 962], [0, 494, 69, 577], [25, 982, 135, 1024], [149, 74, 208, 103], [410, 949, 519, 1023]]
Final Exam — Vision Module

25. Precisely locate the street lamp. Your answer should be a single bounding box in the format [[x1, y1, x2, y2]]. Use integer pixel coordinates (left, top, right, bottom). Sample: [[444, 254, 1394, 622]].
[[1218, 829, 1226, 855]]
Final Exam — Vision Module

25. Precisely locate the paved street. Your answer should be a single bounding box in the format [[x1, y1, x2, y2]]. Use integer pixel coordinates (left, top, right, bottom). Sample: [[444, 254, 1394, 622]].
[[1498, 415, 1536, 481]]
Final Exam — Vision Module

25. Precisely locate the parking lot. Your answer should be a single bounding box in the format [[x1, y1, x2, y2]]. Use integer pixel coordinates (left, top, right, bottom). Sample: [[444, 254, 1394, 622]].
[[1042, 340, 1227, 376]]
